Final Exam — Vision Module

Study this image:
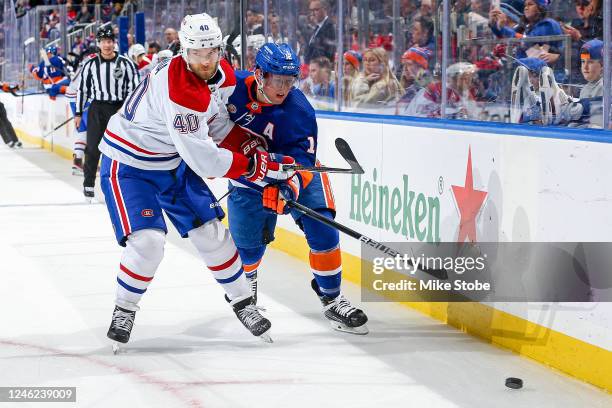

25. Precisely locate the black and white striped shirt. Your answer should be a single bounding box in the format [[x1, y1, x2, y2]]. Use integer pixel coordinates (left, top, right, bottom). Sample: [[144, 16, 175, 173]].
[[76, 52, 139, 114]]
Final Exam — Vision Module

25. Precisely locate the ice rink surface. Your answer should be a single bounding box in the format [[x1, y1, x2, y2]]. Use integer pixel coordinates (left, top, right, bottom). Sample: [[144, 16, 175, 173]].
[[1, 144, 610, 408]]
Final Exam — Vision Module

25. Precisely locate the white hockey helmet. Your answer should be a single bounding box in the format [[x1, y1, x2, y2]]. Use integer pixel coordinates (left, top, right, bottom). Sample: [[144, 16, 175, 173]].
[[179, 13, 223, 63], [128, 43, 146, 62]]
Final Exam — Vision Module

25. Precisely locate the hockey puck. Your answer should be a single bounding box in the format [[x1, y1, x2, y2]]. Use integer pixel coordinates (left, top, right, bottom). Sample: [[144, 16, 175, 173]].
[[505, 377, 523, 389]]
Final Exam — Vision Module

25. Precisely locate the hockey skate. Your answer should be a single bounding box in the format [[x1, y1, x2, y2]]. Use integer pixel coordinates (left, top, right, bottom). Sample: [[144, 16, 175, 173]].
[[107, 305, 136, 354], [227, 295, 272, 343], [72, 155, 84, 176], [83, 187, 97, 203], [540, 66, 570, 125], [311, 280, 369, 335], [510, 65, 541, 124]]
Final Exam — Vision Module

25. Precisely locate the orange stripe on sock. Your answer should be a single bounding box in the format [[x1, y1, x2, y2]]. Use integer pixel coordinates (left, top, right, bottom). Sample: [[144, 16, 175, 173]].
[[309, 248, 342, 272], [243, 259, 261, 273]]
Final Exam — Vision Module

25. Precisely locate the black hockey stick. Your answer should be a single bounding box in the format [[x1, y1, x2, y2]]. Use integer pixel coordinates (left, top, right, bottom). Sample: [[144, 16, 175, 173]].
[[280, 138, 365, 174], [236, 177, 448, 280], [43, 117, 73, 138], [9, 88, 47, 97], [283, 199, 448, 280]]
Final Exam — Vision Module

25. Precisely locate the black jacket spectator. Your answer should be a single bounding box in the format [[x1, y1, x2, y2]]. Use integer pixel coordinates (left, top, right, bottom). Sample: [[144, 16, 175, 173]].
[[304, 0, 336, 64]]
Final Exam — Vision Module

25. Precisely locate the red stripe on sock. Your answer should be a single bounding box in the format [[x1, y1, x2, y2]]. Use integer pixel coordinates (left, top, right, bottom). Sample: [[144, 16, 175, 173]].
[[209, 251, 239, 271], [120, 263, 153, 282]]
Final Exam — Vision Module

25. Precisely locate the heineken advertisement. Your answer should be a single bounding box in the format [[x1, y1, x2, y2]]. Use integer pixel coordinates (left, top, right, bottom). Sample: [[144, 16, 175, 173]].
[[349, 169, 441, 243]]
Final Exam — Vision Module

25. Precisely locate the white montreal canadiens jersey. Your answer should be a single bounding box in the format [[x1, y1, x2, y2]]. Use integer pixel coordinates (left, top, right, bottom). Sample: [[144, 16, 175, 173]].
[[99, 56, 235, 179]]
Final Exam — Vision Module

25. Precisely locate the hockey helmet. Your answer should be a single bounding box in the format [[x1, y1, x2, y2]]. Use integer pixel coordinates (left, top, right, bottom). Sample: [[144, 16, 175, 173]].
[[255, 43, 300, 77], [179, 13, 222, 50], [128, 43, 146, 62], [96, 25, 115, 42], [45, 45, 58, 56]]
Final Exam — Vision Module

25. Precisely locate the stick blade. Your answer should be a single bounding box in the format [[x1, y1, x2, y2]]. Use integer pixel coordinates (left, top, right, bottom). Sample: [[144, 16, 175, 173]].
[[335, 138, 364, 174]]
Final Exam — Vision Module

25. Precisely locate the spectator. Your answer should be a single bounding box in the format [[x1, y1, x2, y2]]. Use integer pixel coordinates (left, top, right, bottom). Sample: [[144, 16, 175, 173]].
[[247, 9, 264, 36], [164, 27, 180, 55], [563, 0, 604, 84], [405, 62, 480, 119], [491, 0, 564, 78], [301, 56, 334, 101], [541, 39, 604, 128], [563, 0, 603, 42], [77, 4, 93, 24], [352, 47, 402, 108], [341, 50, 367, 107], [489, 0, 524, 35], [396, 47, 433, 114], [411, 16, 435, 52], [304, 0, 336, 64], [510, 57, 547, 123], [467, 0, 490, 38], [148, 41, 161, 55], [266, 13, 288, 43]]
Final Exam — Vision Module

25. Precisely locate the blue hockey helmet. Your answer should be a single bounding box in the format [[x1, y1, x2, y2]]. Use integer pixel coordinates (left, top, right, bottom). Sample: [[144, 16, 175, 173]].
[[45, 45, 58, 56], [255, 43, 300, 77]]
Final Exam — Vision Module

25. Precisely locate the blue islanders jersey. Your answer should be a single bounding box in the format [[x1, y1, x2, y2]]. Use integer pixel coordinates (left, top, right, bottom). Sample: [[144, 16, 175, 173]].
[[225, 70, 336, 247], [227, 71, 317, 167]]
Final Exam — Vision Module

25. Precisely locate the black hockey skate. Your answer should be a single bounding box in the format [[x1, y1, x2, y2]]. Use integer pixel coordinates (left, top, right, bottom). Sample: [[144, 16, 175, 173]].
[[107, 305, 136, 353], [311, 279, 369, 335], [83, 187, 96, 203], [227, 295, 272, 343]]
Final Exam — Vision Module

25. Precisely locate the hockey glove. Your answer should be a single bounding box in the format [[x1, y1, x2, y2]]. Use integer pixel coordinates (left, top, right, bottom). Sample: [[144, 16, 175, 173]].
[[262, 175, 301, 215], [246, 151, 296, 183]]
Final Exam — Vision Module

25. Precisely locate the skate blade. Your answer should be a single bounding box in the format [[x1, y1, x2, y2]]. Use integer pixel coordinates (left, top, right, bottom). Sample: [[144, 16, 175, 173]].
[[258, 329, 273, 343], [329, 321, 369, 335], [111, 342, 122, 354], [84, 196, 99, 204], [72, 169, 84, 176]]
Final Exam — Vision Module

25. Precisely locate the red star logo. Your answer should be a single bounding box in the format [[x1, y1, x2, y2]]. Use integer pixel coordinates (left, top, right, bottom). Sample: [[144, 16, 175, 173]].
[[452, 147, 487, 243]]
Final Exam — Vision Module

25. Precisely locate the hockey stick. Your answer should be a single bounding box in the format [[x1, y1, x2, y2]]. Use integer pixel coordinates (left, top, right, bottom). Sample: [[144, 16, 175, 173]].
[[43, 117, 73, 138], [9, 88, 47, 97], [236, 178, 449, 280], [281, 138, 365, 174]]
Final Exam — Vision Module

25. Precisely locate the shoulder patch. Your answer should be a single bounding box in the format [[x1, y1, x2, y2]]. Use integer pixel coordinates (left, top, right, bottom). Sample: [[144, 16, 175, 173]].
[[219, 59, 236, 88], [168, 57, 211, 112]]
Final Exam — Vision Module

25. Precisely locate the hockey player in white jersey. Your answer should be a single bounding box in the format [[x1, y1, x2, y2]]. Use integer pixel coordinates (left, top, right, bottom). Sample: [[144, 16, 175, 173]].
[[99, 13, 296, 349]]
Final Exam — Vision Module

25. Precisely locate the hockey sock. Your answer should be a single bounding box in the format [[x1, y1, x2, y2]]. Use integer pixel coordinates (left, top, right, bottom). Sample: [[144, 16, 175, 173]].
[[73, 130, 86, 159], [116, 228, 166, 311], [309, 247, 342, 298], [189, 220, 250, 301], [237, 246, 265, 279], [302, 210, 342, 298]]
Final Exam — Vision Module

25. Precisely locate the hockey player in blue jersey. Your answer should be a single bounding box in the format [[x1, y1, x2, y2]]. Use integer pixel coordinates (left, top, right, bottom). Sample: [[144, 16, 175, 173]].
[[218, 43, 369, 335], [29, 45, 70, 99]]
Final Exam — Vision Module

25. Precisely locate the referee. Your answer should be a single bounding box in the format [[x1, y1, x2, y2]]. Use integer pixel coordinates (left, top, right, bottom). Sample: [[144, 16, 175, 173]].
[[75, 26, 139, 200]]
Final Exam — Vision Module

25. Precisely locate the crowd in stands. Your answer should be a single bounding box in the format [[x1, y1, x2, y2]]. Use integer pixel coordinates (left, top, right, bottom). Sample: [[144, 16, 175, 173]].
[[235, 0, 605, 128], [8, 0, 610, 129]]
